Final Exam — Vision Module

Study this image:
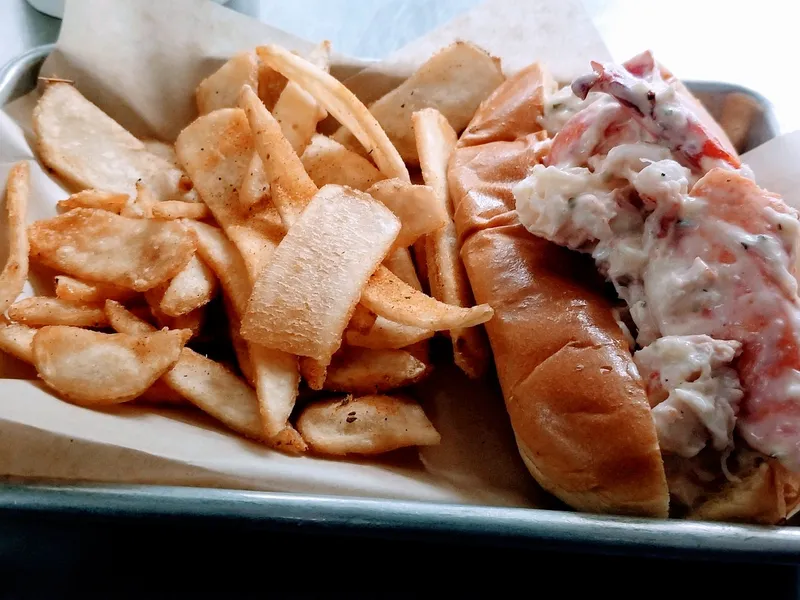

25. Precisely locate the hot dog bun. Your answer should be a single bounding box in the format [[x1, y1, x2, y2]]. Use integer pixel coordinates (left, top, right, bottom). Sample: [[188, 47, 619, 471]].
[[448, 66, 669, 517], [449, 56, 800, 522]]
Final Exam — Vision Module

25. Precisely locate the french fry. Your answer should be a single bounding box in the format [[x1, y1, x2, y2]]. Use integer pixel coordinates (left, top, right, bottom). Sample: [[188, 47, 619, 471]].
[[383, 247, 423, 291], [33, 83, 190, 201], [239, 85, 318, 227], [151, 201, 210, 221], [272, 41, 331, 155], [348, 304, 378, 335], [334, 41, 505, 164], [57, 189, 128, 214], [121, 181, 157, 218], [299, 357, 328, 391], [0, 163, 30, 314], [414, 107, 492, 378], [0, 321, 36, 363], [8, 297, 107, 328], [239, 154, 270, 211], [240, 184, 400, 362], [301, 134, 383, 191], [54, 275, 135, 304], [159, 255, 219, 317], [185, 220, 304, 450], [322, 347, 429, 394], [32, 326, 189, 406], [175, 108, 282, 284], [367, 179, 447, 249], [297, 394, 441, 455], [345, 316, 433, 350], [29, 208, 197, 292], [195, 51, 260, 115], [105, 301, 267, 441], [257, 44, 410, 182], [360, 266, 493, 331]]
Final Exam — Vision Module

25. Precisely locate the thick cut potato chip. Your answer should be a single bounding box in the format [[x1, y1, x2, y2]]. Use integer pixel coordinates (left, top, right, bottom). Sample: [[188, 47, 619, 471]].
[[147, 292, 205, 339], [185, 221, 303, 450], [361, 266, 493, 331], [272, 41, 331, 155], [0, 321, 36, 364], [159, 255, 218, 317], [301, 134, 383, 192], [33, 83, 190, 201], [323, 347, 429, 394], [345, 316, 433, 350], [105, 301, 266, 440], [367, 179, 447, 249], [257, 44, 410, 182], [29, 208, 196, 292], [151, 201, 210, 221], [8, 297, 107, 328], [258, 60, 289, 111], [297, 394, 441, 455], [414, 108, 492, 378], [0, 162, 30, 314], [175, 108, 281, 284], [32, 326, 188, 406], [334, 42, 504, 164], [195, 51, 260, 116], [240, 184, 400, 362], [54, 275, 134, 304], [57, 189, 128, 214], [383, 247, 422, 291], [239, 85, 318, 227]]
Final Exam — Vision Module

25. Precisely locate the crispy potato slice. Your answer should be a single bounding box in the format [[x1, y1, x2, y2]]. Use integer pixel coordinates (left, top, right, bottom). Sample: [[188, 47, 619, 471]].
[[348, 304, 378, 335], [299, 356, 328, 391], [0, 162, 30, 314], [175, 108, 281, 284], [257, 44, 409, 182], [414, 108, 492, 378], [345, 316, 433, 350], [360, 266, 493, 331], [0, 321, 36, 363], [33, 83, 190, 200], [334, 42, 504, 165], [54, 275, 134, 304], [297, 394, 441, 455], [258, 59, 288, 111], [367, 179, 446, 249], [29, 208, 196, 292], [239, 85, 318, 227], [323, 347, 429, 394], [105, 301, 267, 440], [196, 51, 260, 116], [185, 220, 303, 450], [240, 184, 400, 362], [8, 297, 107, 328], [240, 154, 270, 211], [135, 378, 188, 406], [32, 326, 188, 406], [301, 134, 383, 191], [151, 201, 210, 221], [147, 293, 205, 339], [272, 41, 331, 155], [383, 247, 422, 291], [159, 255, 218, 317], [57, 189, 128, 214]]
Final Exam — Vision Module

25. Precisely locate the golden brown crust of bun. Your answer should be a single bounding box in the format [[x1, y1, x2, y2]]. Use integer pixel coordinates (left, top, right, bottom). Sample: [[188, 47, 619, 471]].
[[448, 64, 669, 517]]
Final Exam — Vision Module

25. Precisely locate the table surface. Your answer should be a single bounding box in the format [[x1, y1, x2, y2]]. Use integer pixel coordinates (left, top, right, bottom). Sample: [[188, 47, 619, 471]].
[[2, 1, 800, 597]]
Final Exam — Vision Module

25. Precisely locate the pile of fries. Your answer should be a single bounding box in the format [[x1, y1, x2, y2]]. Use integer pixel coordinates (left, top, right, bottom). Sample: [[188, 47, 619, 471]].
[[0, 41, 502, 457]]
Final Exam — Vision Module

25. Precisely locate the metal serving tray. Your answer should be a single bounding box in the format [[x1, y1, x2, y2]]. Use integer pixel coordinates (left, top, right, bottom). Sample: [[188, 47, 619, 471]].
[[1, 44, 798, 563]]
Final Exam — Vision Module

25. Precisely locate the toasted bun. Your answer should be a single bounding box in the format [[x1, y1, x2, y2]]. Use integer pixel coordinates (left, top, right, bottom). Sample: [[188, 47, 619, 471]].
[[448, 66, 669, 517]]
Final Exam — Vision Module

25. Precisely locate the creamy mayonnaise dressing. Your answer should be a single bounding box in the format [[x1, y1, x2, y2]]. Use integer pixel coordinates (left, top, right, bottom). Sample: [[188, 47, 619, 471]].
[[515, 65, 800, 463]]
